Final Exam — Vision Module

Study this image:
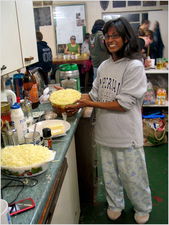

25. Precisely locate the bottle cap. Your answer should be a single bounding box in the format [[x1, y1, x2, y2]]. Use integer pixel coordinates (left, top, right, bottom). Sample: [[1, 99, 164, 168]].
[[11, 102, 21, 109], [42, 128, 52, 138], [5, 79, 12, 86], [17, 97, 21, 103]]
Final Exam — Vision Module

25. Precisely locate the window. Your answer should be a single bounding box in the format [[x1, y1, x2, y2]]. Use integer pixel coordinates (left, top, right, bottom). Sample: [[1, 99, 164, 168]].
[[128, 1, 141, 6], [110, 0, 160, 8], [34, 7, 51, 30], [160, 1, 168, 5], [143, 1, 157, 6], [112, 1, 126, 8], [103, 12, 148, 33]]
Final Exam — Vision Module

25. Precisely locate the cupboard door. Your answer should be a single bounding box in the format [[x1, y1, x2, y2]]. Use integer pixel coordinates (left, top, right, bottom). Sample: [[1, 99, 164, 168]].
[[51, 137, 80, 224], [1, 1, 23, 76], [16, 0, 38, 67]]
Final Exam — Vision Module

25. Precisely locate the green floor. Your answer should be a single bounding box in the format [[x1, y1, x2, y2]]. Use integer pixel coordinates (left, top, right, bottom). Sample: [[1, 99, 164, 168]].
[[79, 144, 168, 224]]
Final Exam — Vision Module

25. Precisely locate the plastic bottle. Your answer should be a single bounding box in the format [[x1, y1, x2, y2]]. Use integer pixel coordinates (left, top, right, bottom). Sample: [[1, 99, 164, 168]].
[[11, 103, 27, 144], [23, 69, 39, 109], [28, 72, 39, 109], [156, 88, 162, 105], [160, 88, 167, 105], [13, 73, 24, 99], [42, 128, 52, 149], [23, 69, 34, 93], [5, 78, 13, 91], [156, 88, 167, 105]]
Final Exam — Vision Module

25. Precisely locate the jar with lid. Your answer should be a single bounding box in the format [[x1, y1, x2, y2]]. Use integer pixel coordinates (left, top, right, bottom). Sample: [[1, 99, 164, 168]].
[[1, 102, 11, 124], [20, 98, 33, 127], [1, 121, 18, 146], [42, 128, 52, 149], [11, 103, 27, 144]]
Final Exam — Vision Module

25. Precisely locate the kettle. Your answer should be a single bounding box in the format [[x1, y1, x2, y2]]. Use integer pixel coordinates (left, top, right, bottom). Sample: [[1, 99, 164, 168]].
[[1, 89, 17, 105]]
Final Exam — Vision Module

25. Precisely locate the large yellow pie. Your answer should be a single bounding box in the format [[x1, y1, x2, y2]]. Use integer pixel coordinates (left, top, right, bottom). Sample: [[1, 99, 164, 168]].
[[49, 89, 81, 107]]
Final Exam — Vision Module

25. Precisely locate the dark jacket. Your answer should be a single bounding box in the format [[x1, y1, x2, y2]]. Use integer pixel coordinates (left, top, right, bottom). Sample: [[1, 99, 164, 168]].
[[36, 41, 53, 72], [150, 26, 164, 59], [29, 41, 52, 73], [89, 31, 109, 68]]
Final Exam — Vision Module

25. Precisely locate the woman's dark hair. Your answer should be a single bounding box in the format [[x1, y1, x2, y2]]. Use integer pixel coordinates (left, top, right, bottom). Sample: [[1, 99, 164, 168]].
[[103, 17, 142, 60], [92, 19, 105, 34], [137, 38, 145, 50]]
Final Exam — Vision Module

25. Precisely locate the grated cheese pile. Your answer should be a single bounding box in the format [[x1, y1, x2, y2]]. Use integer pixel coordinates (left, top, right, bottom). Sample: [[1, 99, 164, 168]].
[[1, 144, 53, 168], [49, 89, 81, 106]]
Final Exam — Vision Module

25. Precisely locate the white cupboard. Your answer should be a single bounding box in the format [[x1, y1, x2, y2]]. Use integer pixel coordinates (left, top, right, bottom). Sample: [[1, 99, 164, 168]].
[[51, 137, 80, 224], [1, 1, 23, 75], [1, 0, 38, 76]]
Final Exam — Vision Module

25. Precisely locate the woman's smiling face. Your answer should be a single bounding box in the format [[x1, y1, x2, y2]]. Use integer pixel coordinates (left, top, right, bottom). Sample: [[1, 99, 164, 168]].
[[104, 26, 124, 55]]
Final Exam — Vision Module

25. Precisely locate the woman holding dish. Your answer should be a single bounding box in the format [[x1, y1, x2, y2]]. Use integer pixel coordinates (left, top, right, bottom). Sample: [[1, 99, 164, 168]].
[[64, 17, 152, 224]]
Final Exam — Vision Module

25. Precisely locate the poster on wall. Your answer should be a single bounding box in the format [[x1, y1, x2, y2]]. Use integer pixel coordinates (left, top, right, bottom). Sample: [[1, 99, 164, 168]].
[[53, 5, 85, 45]]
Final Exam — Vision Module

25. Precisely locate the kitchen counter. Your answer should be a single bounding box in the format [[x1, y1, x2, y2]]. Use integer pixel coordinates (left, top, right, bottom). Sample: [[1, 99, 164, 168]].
[[1, 103, 83, 224]]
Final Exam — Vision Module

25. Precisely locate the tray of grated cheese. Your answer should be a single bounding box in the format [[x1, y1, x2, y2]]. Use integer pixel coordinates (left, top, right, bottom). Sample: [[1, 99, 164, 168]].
[[49, 89, 81, 116], [1, 144, 56, 177]]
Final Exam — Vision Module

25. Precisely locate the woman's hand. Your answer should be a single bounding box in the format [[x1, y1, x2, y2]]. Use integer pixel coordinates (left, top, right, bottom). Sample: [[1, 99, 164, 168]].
[[64, 102, 80, 114], [65, 99, 92, 114], [54, 86, 64, 90], [144, 58, 152, 68], [77, 99, 92, 107]]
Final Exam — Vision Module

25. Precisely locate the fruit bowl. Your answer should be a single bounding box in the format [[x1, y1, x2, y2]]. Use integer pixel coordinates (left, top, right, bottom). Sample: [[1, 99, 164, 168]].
[[1, 144, 56, 177]]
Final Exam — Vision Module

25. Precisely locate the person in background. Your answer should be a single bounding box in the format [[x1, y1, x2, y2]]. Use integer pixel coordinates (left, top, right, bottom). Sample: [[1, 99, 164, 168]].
[[65, 17, 152, 224], [138, 30, 154, 67], [64, 35, 80, 54], [138, 19, 150, 36], [27, 31, 52, 85], [139, 30, 154, 54], [81, 33, 90, 55], [81, 33, 93, 90], [89, 19, 109, 80], [150, 21, 164, 59]]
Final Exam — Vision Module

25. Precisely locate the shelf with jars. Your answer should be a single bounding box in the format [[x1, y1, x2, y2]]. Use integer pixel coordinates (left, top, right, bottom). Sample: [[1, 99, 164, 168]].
[[143, 68, 168, 108]]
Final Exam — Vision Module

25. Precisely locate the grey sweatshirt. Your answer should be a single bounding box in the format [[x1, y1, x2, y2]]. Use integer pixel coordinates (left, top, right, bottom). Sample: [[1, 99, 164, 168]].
[[89, 57, 147, 148]]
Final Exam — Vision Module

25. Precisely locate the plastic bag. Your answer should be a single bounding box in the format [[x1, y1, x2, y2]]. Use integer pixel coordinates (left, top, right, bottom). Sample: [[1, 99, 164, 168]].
[[143, 81, 155, 105], [143, 113, 167, 146]]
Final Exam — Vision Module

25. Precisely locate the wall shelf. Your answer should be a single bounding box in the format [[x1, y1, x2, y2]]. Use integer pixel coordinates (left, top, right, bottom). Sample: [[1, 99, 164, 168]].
[[143, 103, 168, 107], [145, 69, 168, 74]]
